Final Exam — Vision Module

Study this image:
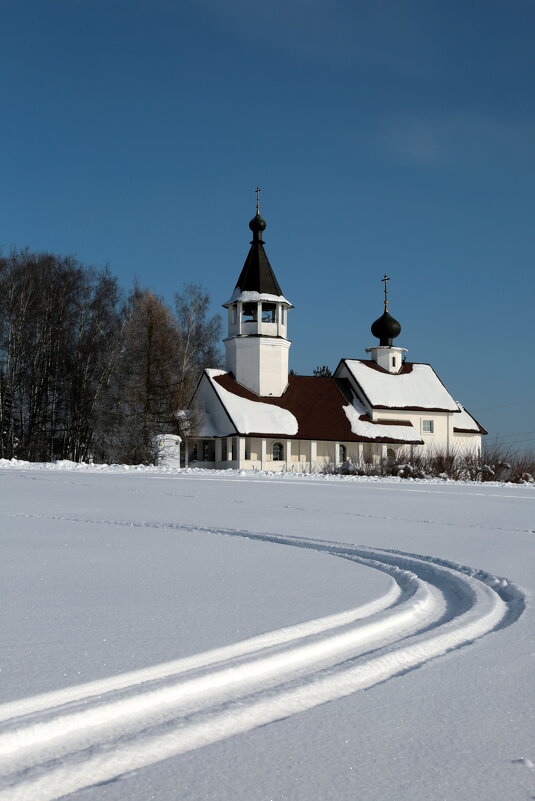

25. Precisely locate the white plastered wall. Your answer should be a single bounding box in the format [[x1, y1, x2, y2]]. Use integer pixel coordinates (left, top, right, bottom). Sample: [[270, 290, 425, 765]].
[[371, 408, 451, 452], [194, 375, 236, 436], [365, 346, 407, 373], [224, 336, 291, 397], [452, 432, 483, 457]]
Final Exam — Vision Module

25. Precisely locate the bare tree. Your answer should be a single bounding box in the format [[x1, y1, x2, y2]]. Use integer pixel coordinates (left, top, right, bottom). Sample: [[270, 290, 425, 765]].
[[94, 289, 184, 464], [175, 284, 222, 408], [0, 250, 121, 462], [1, 252, 222, 466]]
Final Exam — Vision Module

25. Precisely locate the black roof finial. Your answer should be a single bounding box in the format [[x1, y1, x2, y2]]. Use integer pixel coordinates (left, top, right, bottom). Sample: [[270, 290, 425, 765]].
[[371, 275, 401, 346], [227, 189, 283, 298], [249, 186, 267, 241]]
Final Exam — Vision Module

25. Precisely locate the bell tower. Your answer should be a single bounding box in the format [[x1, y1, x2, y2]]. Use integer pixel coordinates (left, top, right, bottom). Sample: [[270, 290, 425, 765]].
[[223, 191, 293, 397]]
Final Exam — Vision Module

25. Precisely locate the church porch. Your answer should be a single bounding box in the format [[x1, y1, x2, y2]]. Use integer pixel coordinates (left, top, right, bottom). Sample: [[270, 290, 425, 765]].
[[185, 437, 407, 472]]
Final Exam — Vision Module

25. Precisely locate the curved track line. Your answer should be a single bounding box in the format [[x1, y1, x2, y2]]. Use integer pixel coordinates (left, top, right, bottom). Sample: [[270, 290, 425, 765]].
[[0, 520, 524, 801], [0, 580, 401, 725], [0, 571, 438, 766]]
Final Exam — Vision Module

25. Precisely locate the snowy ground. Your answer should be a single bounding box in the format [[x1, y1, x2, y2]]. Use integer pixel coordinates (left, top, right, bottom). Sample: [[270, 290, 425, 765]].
[[0, 462, 534, 801]]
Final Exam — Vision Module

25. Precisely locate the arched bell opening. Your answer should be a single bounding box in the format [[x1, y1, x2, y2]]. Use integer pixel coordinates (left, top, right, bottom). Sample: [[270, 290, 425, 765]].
[[261, 302, 276, 323], [242, 302, 258, 323]]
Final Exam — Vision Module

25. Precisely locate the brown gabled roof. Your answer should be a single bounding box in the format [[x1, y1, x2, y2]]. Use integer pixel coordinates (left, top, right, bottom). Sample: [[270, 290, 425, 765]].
[[212, 373, 422, 444]]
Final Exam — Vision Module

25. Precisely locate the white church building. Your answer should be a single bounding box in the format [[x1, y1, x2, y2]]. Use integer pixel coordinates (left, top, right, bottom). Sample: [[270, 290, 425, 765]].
[[188, 203, 486, 471]]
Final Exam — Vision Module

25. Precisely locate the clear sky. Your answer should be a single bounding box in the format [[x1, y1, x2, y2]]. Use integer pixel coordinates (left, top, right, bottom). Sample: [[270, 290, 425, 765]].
[[1, 0, 534, 452]]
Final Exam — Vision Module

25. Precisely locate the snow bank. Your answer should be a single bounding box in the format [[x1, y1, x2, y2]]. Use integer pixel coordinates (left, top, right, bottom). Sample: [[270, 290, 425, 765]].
[[1, 458, 533, 490]]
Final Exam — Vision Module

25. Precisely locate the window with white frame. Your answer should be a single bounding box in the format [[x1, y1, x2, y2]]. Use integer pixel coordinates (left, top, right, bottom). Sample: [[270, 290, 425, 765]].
[[422, 419, 434, 433]]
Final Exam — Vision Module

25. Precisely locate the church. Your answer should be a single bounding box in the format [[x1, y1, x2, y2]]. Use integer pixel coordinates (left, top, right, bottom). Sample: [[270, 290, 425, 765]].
[[187, 200, 486, 471]]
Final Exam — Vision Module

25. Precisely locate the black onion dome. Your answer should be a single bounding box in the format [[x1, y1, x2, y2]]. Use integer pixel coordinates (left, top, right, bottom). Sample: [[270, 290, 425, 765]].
[[371, 310, 401, 346], [249, 213, 266, 234]]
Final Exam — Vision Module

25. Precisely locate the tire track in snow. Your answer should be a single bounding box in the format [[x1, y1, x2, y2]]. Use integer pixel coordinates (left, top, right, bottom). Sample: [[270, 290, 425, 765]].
[[0, 517, 525, 801], [0, 580, 402, 725]]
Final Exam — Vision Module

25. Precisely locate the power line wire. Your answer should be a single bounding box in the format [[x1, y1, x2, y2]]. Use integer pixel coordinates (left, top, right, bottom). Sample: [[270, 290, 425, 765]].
[[473, 398, 535, 413], [488, 429, 535, 440]]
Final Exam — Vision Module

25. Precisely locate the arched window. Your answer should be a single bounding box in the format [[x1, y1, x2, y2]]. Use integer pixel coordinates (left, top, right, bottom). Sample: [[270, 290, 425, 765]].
[[272, 442, 284, 461], [203, 440, 215, 462], [387, 448, 396, 462]]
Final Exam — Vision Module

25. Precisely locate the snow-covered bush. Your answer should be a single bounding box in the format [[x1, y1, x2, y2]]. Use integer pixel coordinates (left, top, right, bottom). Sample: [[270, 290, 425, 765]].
[[322, 445, 534, 484]]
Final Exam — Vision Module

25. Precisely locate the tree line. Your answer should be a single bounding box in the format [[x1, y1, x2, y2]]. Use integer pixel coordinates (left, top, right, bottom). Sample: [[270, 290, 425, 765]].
[[0, 249, 221, 464]]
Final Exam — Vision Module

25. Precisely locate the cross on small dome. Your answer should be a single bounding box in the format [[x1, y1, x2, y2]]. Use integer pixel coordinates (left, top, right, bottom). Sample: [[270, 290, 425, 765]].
[[371, 275, 401, 346]]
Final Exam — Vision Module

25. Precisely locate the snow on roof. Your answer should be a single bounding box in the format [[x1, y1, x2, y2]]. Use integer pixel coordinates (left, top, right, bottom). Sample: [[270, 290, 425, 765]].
[[343, 360, 459, 412], [453, 403, 487, 434], [206, 370, 298, 436], [343, 395, 423, 443], [202, 372, 422, 444], [224, 289, 293, 307]]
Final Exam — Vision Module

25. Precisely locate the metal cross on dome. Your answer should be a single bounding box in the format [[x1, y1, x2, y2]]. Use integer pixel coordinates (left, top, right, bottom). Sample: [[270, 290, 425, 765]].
[[255, 186, 261, 215], [381, 274, 390, 311]]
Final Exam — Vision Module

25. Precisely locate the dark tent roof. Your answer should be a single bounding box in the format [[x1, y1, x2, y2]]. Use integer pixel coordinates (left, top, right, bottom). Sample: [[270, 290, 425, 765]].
[[234, 241, 283, 296], [230, 213, 284, 298]]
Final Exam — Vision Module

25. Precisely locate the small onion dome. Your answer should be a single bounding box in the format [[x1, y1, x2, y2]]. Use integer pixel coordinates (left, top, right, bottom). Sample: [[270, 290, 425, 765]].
[[371, 310, 401, 346], [249, 213, 267, 233]]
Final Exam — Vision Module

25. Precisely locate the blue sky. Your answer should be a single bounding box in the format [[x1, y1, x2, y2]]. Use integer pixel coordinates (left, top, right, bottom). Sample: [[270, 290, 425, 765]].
[[1, 0, 534, 451]]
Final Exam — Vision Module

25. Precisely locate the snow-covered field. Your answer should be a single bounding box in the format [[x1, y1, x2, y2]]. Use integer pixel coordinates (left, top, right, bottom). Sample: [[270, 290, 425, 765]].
[[1, 462, 534, 801]]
